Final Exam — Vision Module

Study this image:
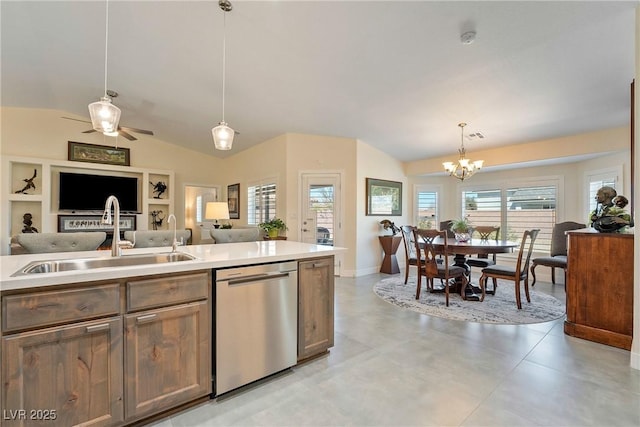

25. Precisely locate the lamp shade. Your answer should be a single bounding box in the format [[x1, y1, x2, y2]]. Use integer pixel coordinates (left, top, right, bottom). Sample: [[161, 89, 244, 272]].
[[212, 122, 234, 150], [205, 201, 230, 220], [88, 96, 121, 134]]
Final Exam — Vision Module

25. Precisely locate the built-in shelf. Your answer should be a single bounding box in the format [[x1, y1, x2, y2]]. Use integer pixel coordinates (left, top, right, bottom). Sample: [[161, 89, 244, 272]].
[[2, 155, 174, 255]]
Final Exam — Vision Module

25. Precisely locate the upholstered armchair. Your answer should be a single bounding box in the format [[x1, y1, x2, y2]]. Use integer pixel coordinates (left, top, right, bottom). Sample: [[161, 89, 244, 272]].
[[530, 221, 585, 287], [123, 229, 192, 248], [14, 232, 107, 253]]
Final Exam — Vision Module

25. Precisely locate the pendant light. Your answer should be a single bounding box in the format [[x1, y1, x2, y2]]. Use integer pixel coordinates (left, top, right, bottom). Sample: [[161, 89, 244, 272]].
[[443, 123, 484, 181], [88, 0, 121, 135], [212, 0, 235, 151]]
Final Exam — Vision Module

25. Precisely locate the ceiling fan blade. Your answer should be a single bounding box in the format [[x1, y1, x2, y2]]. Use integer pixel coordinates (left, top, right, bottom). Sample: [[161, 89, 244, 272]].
[[118, 130, 138, 141], [120, 126, 154, 135], [62, 116, 92, 124]]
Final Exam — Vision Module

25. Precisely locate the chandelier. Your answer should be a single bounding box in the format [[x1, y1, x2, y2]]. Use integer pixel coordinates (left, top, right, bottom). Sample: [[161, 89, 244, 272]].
[[443, 122, 483, 181], [88, 0, 121, 135], [212, 0, 235, 150]]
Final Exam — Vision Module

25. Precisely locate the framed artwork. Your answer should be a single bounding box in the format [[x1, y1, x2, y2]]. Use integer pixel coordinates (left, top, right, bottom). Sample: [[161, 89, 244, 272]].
[[227, 183, 240, 219], [58, 214, 136, 233], [366, 178, 402, 216], [68, 141, 130, 166]]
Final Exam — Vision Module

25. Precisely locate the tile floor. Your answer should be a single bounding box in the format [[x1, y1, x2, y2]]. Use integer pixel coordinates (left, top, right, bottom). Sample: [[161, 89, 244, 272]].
[[151, 273, 639, 427]]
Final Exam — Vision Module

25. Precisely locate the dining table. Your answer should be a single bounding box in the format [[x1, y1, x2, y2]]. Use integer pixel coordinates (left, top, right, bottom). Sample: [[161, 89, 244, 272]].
[[431, 237, 519, 301]]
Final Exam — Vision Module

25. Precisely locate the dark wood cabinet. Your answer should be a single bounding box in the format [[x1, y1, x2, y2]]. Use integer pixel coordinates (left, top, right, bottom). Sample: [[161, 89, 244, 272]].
[[298, 256, 334, 361], [1, 270, 212, 426], [564, 229, 634, 350]]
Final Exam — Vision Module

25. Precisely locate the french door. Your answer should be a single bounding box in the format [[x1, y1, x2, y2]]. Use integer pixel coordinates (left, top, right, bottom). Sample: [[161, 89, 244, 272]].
[[300, 173, 342, 275]]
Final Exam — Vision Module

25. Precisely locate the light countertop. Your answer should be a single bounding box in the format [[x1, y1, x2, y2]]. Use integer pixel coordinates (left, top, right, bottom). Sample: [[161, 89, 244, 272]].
[[0, 241, 346, 292]]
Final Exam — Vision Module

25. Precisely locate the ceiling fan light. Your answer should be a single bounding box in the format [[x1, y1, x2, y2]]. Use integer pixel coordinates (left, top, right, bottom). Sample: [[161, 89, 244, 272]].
[[89, 97, 121, 134], [212, 122, 234, 150]]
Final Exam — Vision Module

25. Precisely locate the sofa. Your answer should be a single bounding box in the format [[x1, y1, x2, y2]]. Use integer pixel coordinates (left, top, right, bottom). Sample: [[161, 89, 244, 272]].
[[13, 232, 107, 254], [210, 227, 262, 243], [123, 229, 192, 248]]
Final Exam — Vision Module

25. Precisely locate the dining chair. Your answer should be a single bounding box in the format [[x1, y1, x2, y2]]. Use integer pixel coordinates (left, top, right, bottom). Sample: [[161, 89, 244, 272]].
[[413, 228, 468, 306], [530, 221, 585, 288], [400, 225, 418, 284], [478, 229, 540, 309], [467, 225, 500, 285], [439, 220, 455, 238]]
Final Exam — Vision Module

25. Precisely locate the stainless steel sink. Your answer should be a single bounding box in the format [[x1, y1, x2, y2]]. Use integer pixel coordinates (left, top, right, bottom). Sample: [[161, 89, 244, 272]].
[[12, 252, 197, 276]]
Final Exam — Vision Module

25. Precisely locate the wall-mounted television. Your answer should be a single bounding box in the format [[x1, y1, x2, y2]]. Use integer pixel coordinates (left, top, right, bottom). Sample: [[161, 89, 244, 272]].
[[59, 172, 139, 212]]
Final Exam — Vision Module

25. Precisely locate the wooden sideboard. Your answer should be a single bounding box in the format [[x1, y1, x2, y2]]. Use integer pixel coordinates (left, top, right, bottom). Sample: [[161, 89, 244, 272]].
[[564, 229, 634, 350]]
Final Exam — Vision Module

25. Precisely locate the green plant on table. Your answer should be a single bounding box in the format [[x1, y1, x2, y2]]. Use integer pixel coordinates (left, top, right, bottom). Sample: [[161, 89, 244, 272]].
[[259, 218, 288, 237], [450, 218, 471, 233]]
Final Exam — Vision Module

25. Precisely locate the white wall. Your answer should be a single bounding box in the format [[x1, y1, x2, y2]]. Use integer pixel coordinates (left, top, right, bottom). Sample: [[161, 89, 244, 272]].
[[355, 140, 408, 277]]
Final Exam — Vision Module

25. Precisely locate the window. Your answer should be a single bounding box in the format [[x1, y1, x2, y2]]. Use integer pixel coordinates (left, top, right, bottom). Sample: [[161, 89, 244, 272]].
[[586, 167, 620, 213], [462, 181, 558, 252], [247, 180, 277, 225], [415, 186, 439, 229]]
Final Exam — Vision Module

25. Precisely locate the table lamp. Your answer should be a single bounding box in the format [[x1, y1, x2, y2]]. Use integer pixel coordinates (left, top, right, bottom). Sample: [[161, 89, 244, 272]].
[[205, 202, 230, 228]]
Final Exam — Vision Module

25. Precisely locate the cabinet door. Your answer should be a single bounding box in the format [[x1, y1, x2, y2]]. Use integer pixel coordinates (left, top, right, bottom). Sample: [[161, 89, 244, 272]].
[[298, 257, 334, 360], [2, 318, 124, 427], [124, 301, 210, 420]]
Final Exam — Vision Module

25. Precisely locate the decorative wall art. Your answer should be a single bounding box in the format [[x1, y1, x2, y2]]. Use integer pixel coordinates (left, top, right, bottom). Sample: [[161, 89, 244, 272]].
[[68, 141, 130, 166], [227, 183, 240, 219], [58, 214, 136, 233], [14, 169, 37, 194], [366, 178, 402, 216]]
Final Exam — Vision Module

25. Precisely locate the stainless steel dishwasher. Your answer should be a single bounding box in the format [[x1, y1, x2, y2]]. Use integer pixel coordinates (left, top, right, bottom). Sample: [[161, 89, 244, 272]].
[[215, 261, 298, 395]]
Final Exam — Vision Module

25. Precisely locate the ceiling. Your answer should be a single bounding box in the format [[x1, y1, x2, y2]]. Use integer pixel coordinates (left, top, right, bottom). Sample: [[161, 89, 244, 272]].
[[1, 1, 636, 162]]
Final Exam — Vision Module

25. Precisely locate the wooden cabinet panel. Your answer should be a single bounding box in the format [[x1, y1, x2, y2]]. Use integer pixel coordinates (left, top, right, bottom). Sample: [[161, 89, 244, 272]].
[[2, 284, 120, 332], [124, 301, 211, 420], [565, 230, 633, 349], [126, 272, 209, 311], [2, 317, 124, 427], [298, 257, 334, 361]]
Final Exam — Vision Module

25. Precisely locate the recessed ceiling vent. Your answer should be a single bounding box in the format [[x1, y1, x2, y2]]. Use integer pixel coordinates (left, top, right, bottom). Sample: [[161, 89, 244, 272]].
[[467, 131, 485, 140]]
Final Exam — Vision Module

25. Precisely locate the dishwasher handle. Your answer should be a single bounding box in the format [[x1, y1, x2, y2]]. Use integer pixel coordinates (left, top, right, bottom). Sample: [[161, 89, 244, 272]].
[[225, 271, 293, 286]]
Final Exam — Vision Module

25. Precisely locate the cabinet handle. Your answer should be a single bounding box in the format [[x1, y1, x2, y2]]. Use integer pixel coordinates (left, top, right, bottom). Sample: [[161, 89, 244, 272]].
[[136, 314, 157, 324], [85, 323, 110, 333], [311, 262, 330, 269]]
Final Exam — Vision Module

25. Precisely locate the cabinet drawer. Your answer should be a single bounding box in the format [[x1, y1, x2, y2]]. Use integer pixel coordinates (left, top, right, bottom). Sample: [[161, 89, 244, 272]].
[[127, 271, 209, 311], [2, 283, 120, 332]]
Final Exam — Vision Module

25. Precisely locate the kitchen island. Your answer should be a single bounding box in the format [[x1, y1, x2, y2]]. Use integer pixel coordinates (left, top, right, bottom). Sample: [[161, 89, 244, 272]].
[[0, 241, 344, 426]]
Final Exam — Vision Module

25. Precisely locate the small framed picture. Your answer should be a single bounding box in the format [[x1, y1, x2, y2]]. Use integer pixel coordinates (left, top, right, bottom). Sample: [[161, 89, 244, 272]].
[[366, 178, 402, 216], [68, 141, 130, 166], [227, 183, 240, 219]]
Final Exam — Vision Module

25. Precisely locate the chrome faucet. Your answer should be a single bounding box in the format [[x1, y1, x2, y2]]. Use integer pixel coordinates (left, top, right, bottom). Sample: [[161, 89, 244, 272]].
[[102, 195, 133, 256], [168, 214, 178, 252]]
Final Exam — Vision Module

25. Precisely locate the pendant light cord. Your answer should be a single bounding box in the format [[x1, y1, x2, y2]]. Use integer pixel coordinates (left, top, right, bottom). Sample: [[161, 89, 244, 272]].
[[221, 9, 227, 122], [103, 0, 110, 98]]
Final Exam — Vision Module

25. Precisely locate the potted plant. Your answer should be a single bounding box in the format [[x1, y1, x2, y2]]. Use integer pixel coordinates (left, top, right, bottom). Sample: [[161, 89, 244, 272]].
[[450, 218, 472, 242], [259, 217, 288, 238]]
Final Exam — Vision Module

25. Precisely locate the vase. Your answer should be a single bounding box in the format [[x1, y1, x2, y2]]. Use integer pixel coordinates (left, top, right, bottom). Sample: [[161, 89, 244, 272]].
[[454, 232, 471, 242], [268, 229, 279, 238]]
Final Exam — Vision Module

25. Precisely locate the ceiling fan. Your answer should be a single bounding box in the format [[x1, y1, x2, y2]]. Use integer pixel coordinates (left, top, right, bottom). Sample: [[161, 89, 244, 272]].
[[61, 116, 154, 141]]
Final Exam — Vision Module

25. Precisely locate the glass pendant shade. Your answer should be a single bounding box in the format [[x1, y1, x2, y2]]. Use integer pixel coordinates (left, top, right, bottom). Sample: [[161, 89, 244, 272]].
[[212, 121, 234, 150], [88, 96, 121, 134]]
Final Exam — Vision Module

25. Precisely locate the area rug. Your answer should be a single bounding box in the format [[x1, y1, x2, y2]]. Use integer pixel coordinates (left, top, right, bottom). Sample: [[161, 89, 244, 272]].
[[373, 277, 566, 325]]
